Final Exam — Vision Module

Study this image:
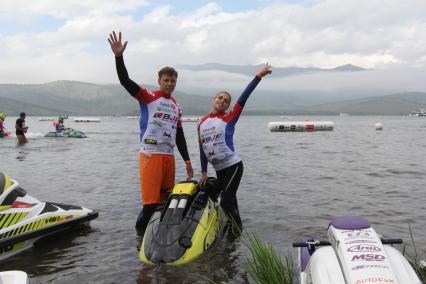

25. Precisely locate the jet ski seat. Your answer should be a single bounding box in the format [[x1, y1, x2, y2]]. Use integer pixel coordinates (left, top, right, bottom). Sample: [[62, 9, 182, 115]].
[[329, 215, 370, 230], [0, 173, 27, 211]]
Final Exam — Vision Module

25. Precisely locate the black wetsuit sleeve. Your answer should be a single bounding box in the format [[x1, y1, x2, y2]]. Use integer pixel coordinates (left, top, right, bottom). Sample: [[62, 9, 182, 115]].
[[176, 127, 190, 162], [199, 143, 208, 172], [115, 56, 140, 97]]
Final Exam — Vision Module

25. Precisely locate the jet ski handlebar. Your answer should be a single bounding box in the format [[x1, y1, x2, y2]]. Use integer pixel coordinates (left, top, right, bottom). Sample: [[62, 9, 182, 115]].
[[292, 238, 403, 248], [292, 241, 331, 248]]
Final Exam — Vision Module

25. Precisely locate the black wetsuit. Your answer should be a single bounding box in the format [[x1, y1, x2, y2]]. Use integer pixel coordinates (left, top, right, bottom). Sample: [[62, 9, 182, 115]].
[[15, 118, 25, 135], [216, 161, 244, 229]]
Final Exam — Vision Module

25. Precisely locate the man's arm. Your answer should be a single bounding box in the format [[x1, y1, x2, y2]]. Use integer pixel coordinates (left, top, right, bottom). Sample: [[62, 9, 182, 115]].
[[115, 56, 140, 97], [109, 31, 142, 98], [176, 127, 194, 180]]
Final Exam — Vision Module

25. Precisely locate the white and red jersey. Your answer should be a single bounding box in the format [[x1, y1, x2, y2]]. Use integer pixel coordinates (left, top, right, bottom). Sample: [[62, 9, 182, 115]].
[[198, 112, 241, 171], [136, 89, 182, 155], [198, 75, 262, 171]]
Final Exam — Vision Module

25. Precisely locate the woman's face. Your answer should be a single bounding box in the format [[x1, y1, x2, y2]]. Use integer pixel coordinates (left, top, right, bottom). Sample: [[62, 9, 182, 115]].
[[212, 92, 231, 113]]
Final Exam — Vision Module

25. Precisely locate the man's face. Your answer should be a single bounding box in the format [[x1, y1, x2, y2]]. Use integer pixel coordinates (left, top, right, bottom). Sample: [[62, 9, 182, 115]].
[[158, 74, 177, 95]]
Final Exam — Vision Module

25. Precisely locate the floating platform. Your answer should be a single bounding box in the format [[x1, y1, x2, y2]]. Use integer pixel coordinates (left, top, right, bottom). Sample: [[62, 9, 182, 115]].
[[268, 121, 334, 132], [182, 117, 200, 122], [74, 117, 101, 123]]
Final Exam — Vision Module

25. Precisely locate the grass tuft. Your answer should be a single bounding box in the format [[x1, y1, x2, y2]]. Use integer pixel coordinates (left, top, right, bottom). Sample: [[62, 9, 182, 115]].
[[406, 224, 426, 282], [241, 232, 293, 284]]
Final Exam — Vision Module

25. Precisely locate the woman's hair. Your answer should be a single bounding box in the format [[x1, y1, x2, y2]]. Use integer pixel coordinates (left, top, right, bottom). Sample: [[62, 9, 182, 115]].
[[20, 112, 26, 117], [215, 91, 232, 103]]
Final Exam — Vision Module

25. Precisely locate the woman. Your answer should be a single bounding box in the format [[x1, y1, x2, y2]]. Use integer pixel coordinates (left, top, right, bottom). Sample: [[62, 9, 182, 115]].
[[198, 63, 272, 231]]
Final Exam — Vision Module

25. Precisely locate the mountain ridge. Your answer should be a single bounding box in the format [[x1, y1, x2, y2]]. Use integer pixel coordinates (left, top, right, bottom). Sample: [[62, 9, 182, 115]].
[[1, 81, 425, 116]]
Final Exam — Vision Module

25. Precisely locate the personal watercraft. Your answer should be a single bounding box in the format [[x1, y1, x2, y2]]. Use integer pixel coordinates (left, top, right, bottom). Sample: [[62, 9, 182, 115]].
[[45, 128, 87, 138], [0, 131, 12, 138], [0, 172, 98, 261], [0, 270, 28, 284], [293, 215, 422, 283], [140, 179, 226, 265]]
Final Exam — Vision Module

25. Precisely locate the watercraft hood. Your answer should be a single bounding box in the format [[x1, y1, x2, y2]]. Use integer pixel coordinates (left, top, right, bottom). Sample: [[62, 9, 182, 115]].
[[0, 172, 12, 195]]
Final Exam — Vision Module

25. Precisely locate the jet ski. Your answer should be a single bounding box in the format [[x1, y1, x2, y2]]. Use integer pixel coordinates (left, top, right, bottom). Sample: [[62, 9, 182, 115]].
[[293, 215, 422, 283], [0, 172, 98, 262], [45, 128, 87, 138], [0, 131, 12, 138], [140, 178, 226, 265], [0, 270, 28, 284]]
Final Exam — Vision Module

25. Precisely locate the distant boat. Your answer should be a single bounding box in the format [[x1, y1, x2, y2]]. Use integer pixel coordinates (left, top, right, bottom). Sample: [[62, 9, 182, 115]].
[[126, 116, 139, 119], [408, 108, 425, 116], [74, 117, 101, 122], [339, 113, 350, 116]]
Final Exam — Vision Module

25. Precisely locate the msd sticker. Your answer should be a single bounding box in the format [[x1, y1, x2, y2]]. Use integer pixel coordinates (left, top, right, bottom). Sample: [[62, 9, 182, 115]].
[[352, 254, 386, 262]]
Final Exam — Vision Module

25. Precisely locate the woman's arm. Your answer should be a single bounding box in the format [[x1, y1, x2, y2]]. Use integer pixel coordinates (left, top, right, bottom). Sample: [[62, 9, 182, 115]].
[[226, 63, 272, 122]]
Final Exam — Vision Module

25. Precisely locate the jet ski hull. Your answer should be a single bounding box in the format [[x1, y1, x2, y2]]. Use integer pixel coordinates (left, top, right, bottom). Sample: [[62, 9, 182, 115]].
[[140, 180, 225, 265], [0, 173, 98, 261], [293, 216, 422, 284], [45, 128, 86, 138]]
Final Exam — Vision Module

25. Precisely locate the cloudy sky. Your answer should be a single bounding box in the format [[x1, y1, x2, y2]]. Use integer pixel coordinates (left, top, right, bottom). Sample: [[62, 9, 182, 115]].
[[1, 0, 426, 94]]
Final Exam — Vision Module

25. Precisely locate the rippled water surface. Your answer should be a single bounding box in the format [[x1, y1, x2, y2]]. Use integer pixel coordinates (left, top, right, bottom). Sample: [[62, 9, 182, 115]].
[[0, 115, 425, 283]]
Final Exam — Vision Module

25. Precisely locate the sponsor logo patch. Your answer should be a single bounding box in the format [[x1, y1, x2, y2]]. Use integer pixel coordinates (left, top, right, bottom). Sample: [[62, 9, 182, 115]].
[[352, 254, 386, 262], [144, 139, 157, 145], [347, 244, 382, 252], [352, 264, 389, 271], [355, 277, 394, 283]]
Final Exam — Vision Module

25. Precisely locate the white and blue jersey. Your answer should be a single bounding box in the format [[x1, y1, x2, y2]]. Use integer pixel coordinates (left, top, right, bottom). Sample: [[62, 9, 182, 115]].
[[198, 75, 261, 171], [136, 89, 182, 155]]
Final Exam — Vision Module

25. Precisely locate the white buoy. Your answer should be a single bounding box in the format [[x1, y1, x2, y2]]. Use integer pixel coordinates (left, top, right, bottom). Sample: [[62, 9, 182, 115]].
[[268, 121, 334, 132], [375, 122, 383, 130]]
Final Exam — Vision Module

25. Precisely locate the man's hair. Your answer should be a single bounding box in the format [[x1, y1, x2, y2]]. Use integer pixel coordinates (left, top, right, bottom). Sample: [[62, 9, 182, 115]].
[[158, 67, 178, 79], [20, 112, 26, 117]]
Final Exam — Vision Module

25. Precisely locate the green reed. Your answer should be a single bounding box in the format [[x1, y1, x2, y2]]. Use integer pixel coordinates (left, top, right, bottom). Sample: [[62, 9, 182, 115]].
[[240, 231, 293, 284], [406, 224, 426, 282]]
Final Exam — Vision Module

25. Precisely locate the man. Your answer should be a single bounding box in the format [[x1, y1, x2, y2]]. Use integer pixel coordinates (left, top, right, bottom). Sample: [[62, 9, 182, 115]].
[[54, 116, 66, 132], [108, 31, 194, 230], [15, 112, 28, 144]]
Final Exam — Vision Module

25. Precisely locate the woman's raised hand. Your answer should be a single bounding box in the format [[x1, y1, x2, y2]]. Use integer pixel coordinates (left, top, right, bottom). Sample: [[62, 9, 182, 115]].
[[257, 62, 272, 78], [108, 31, 128, 56]]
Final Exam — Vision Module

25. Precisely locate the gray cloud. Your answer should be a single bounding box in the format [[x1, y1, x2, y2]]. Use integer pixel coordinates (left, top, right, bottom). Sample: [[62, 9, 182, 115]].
[[0, 0, 425, 90]]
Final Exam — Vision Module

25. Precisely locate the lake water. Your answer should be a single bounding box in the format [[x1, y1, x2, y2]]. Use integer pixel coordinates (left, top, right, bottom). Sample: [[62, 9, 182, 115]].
[[0, 115, 425, 283]]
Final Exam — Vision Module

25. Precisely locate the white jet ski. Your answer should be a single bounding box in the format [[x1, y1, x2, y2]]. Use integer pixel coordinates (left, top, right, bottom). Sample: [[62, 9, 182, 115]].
[[0, 271, 28, 284], [293, 215, 422, 283]]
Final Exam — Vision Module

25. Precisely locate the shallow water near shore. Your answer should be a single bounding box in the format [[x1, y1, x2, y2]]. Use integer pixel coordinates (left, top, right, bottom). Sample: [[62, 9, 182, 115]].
[[0, 115, 425, 283]]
